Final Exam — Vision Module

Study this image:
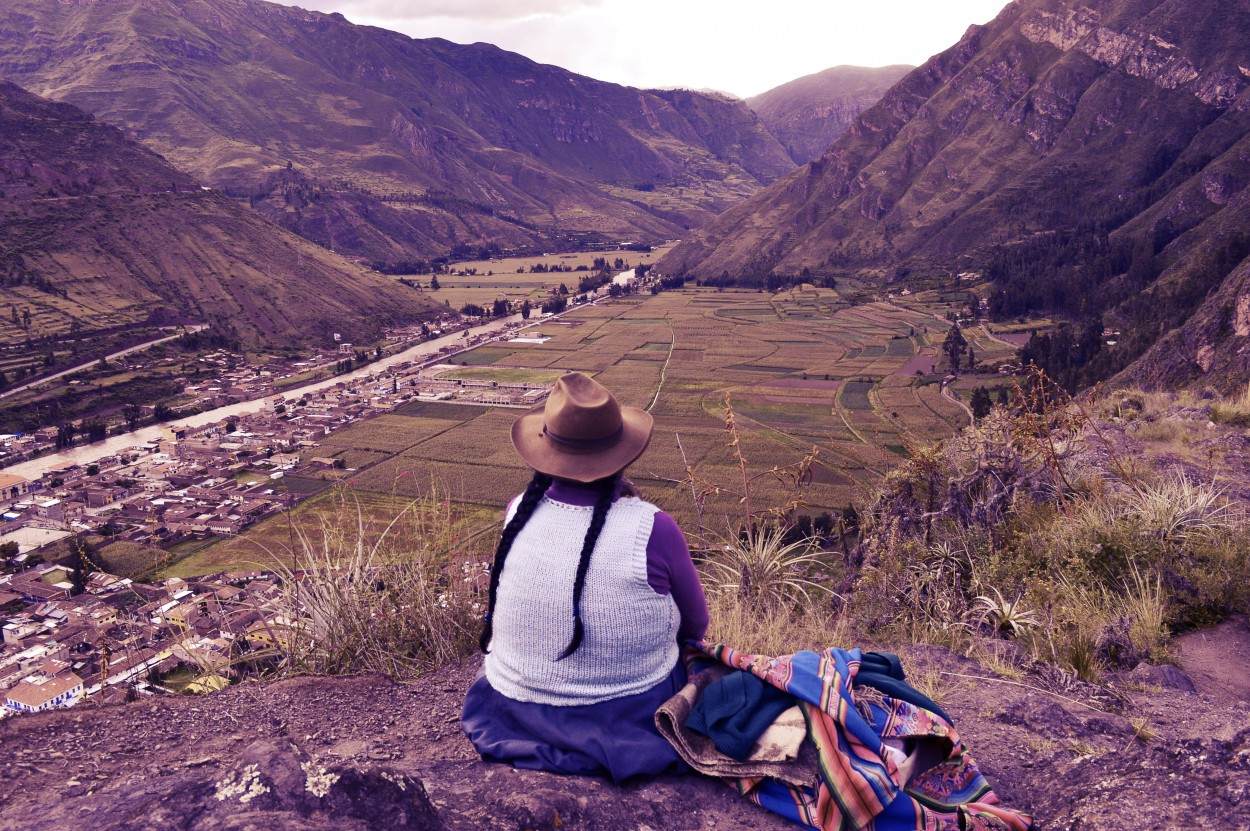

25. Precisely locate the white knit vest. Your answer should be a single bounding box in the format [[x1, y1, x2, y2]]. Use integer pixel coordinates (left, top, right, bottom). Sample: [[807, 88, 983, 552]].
[[485, 495, 680, 706]]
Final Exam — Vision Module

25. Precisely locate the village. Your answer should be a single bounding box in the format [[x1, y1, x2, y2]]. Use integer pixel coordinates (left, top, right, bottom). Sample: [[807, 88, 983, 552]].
[[0, 271, 656, 717], [0, 348, 551, 716]]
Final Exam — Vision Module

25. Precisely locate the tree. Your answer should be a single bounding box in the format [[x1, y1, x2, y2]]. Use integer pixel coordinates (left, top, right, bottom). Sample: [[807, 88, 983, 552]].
[[83, 418, 107, 442], [841, 504, 860, 536], [942, 323, 969, 375], [970, 386, 993, 421], [123, 403, 142, 431], [520, 299, 531, 320], [67, 534, 97, 596], [492, 298, 509, 317], [996, 387, 1010, 407], [429, 275, 440, 290]]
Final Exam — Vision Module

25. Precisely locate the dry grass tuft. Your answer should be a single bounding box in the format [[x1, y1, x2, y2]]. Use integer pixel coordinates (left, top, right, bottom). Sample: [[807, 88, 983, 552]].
[[703, 591, 851, 657], [1209, 381, 1250, 426]]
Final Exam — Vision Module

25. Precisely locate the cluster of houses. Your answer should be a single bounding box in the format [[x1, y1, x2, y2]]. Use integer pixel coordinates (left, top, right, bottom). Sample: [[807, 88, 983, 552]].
[[0, 564, 293, 716]]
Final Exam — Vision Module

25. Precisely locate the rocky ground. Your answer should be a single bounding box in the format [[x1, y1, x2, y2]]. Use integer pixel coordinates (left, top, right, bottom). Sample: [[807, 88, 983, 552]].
[[1, 618, 1247, 830]]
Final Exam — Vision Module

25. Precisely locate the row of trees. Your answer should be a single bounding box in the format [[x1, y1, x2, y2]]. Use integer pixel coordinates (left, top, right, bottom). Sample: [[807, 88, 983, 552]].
[[693, 268, 838, 291], [459, 298, 513, 318]]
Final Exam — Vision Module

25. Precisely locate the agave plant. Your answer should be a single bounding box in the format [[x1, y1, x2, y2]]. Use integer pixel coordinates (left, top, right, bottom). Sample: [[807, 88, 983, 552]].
[[972, 588, 1041, 638]]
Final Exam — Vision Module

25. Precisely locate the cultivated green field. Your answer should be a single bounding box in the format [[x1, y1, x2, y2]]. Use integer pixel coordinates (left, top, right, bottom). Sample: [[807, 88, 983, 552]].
[[415, 244, 675, 309]]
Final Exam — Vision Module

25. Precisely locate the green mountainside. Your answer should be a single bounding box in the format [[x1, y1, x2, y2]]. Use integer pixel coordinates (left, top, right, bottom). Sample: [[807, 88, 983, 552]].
[[0, 0, 795, 265], [747, 65, 913, 164], [661, 0, 1250, 391], [0, 81, 437, 348]]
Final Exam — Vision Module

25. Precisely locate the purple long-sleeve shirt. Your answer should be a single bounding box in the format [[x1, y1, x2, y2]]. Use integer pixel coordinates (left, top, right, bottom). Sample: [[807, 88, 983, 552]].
[[507, 479, 709, 642]]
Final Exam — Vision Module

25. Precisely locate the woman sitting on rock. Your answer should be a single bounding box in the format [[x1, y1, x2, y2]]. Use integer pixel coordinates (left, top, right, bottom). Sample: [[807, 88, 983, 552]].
[[461, 372, 708, 782]]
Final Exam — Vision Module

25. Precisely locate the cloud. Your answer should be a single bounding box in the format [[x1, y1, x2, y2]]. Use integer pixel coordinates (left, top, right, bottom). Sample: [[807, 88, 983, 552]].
[[277, 0, 1010, 98], [287, 0, 602, 23]]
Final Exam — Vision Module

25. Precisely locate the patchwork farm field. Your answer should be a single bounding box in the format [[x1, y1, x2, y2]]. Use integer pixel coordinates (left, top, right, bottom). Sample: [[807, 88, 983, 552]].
[[163, 489, 501, 578], [176, 285, 1026, 575], [312, 288, 1017, 526]]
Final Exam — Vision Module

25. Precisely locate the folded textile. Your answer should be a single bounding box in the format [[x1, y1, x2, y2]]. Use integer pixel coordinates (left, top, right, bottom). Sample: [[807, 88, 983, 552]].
[[685, 644, 1034, 831], [686, 668, 798, 760], [654, 665, 819, 788]]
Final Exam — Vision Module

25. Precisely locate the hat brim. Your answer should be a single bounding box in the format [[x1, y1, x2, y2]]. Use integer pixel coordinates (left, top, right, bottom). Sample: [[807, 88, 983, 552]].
[[511, 404, 654, 483]]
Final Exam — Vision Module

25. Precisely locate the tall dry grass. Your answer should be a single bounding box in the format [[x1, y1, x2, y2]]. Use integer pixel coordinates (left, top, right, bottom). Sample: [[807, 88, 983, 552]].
[[268, 486, 481, 678]]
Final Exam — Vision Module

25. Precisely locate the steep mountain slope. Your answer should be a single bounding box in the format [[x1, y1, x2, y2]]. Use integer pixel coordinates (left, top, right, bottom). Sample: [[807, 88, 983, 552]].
[[0, 81, 437, 348], [661, 0, 1250, 391], [0, 0, 795, 264], [747, 65, 913, 164]]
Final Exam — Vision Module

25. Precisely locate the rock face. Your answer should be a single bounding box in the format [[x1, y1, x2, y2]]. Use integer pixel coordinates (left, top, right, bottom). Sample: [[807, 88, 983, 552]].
[[660, 0, 1250, 392], [0, 82, 438, 347], [747, 65, 913, 164], [2, 636, 1248, 831], [0, 0, 796, 264]]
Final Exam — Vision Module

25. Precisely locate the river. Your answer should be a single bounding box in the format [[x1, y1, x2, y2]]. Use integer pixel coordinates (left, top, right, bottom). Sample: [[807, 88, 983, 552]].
[[4, 314, 524, 480]]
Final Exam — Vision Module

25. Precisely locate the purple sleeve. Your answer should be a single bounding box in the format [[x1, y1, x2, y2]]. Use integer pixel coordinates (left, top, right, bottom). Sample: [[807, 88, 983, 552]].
[[646, 510, 709, 642]]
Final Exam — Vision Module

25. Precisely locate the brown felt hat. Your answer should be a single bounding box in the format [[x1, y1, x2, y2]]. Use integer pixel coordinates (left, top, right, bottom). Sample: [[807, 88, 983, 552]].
[[511, 372, 653, 483]]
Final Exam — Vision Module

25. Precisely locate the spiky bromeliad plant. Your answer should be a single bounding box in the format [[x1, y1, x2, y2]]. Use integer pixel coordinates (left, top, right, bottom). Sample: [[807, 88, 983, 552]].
[[701, 529, 829, 605], [972, 588, 1042, 639]]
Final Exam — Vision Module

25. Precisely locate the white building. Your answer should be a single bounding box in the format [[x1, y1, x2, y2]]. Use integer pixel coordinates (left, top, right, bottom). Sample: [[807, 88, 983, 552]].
[[6, 672, 84, 714]]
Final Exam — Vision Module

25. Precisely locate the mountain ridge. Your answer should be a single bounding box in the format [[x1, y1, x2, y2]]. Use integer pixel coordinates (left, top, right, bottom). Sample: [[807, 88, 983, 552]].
[[0, 0, 796, 264], [659, 0, 1250, 391], [746, 64, 914, 164], [0, 80, 438, 348]]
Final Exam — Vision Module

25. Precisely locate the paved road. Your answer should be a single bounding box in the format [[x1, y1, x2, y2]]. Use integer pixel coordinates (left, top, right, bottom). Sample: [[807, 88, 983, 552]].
[[0, 325, 209, 401]]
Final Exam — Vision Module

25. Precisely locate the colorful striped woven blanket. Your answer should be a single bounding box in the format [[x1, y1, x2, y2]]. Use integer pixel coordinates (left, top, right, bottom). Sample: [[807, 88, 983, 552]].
[[691, 644, 1033, 831]]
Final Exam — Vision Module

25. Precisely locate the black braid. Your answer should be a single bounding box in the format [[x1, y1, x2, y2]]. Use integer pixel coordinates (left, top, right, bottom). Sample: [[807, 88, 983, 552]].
[[479, 471, 552, 653], [556, 475, 617, 660]]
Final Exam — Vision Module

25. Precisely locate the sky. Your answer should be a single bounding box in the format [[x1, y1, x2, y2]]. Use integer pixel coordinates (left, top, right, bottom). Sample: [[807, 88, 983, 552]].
[[275, 1, 1011, 98]]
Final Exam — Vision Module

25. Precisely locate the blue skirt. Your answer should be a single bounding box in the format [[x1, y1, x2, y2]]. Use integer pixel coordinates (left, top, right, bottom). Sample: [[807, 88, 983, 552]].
[[461, 660, 690, 783]]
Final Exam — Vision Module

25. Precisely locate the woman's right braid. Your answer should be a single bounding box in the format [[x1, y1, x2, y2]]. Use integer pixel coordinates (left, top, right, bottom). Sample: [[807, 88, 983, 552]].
[[555, 475, 616, 660], [479, 471, 552, 653]]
